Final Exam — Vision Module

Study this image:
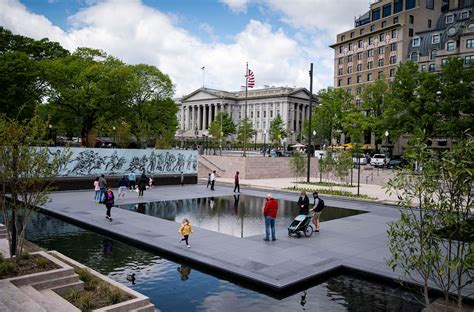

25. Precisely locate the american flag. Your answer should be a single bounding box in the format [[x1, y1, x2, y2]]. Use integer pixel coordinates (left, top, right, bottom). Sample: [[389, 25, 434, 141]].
[[247, 69, 255, 88]]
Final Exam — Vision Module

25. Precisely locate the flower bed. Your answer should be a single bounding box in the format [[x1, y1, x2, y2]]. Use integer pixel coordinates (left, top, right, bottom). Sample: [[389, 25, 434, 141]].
[[0, 252, 60, 279]]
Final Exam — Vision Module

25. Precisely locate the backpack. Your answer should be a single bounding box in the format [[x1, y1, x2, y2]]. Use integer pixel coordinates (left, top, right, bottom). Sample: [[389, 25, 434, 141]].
[[315, 198, 325, 212]]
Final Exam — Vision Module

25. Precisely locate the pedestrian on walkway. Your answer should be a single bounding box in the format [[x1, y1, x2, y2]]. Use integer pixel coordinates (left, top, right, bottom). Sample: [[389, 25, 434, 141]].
[[93, 177, 100, 202], [263, 194, 278, 241], [180, 171, 185, 186], [103, 187, 114, 222], [297, 191, 310, 215], [118, 176, 128, 199], [98, 174, 107, 203], [233, 171, 240, 193], [206, 173, 211, 189], [128, 172, 136, 191], [210, 171, 216, 191], [138, 172, 147, 197], [178, 218, 193, 248], [310, 192, 325, 232]]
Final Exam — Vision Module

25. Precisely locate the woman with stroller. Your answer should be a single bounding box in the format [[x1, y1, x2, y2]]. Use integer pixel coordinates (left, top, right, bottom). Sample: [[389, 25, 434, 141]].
[[297, 191, 310, 215]]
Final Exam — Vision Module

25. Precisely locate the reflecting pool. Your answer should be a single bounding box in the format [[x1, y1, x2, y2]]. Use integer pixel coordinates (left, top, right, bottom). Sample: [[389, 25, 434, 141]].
[[14, 211, 425, 312], [116, 195, 367, 237]]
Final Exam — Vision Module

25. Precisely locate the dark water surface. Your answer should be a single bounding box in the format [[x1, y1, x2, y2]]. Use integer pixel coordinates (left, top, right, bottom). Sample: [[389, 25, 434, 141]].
[[116, 195, 367, 238], [10, 211, 425, 312]]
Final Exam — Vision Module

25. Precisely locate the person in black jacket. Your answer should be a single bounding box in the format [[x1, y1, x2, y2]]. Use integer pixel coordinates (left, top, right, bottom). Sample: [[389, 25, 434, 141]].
[[138, 172, 148, 197], [297, 191, 309, 215], [103, 188, 114, 222]]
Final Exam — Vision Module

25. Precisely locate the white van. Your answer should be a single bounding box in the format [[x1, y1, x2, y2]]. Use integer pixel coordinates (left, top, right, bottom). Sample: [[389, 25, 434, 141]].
[[370, 154, 388, 167]]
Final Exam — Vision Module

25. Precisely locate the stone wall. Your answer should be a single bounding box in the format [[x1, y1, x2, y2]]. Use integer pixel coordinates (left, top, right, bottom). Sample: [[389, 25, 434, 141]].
[[198, 155, 319, 179]]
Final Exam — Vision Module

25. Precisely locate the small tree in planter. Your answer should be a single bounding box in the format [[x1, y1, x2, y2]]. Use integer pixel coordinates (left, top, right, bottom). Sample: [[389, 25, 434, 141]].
[[334, 151, 352, 185], [319, 150, 335, 184], [289, 152, 306, 188], [0, 117, 71, 261]]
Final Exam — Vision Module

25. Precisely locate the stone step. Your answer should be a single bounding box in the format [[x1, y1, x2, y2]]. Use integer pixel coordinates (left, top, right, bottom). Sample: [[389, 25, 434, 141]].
[[20, 285, 80, 312], [31, 275, 80, 291], [12, 267, 75, 287], [0, 301, 12, 312], [0, 234, 6, 239], [49, 280, 84, 296], [101, 298, 152, 312], [0, 281, 47, 312], [129, 303, 157, 312]]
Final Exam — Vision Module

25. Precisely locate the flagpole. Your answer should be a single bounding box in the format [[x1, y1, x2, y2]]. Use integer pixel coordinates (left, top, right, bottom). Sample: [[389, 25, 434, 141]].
[[201, 66, 205, 87], [243, 62, 248, 157]]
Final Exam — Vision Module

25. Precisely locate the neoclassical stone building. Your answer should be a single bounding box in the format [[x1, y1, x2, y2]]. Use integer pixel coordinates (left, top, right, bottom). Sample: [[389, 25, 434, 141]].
[[177, 87, 317, 143]]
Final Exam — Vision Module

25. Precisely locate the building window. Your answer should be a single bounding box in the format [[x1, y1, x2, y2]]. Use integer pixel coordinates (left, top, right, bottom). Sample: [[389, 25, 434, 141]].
[[368, 49, 374, 57], [429, 64, 436, 72], [432, 34, 440, 44], [391, 29, 398, 38], [428, 19, 432, 28], [357, 75, 362, 83], [393, 16, 399, 24], [381, 21, 387, 28], [348, 66, 353, 73], [441, 58, 448, 67], [378, 58, 385, 66], [412, 37, 421, 47], [394, 0, 403, 13], [250, 111, 254, 118], [378, 71, 384, 79], [426, 0, 434, 9], [357, 52, 363, 60], [411, 52, 418, 62], [378, 46, 385, 54], [390, 55, 397, 64], [447, 41, 455, 51], [409, 15, 414, 24], [348, 55, 353, 62], [446, 15, 454, 24], [409, 28, 414, 37], [368, 37, 374, 45], [338, 57, 344, 64], [350, 31, 355, 38], [421, 64, 427, 71], [347, 77, 352, 85], [347, 88, 352, 95], [389, 68, 396, 77], [263, 110, 266, 118], [368, 61, 373, 69], [357, 64, 363, 71], [465, 55, 474, 64], [406, 0, 416, 10], [338, 68, 343, 75], [360, 28, 365, 35], [356, 87, 362, 95], [371, 25, 376, 32], [383, 4, 392, 17], [391, 42, 397, 51], [461, 11, 470, 20], [270, 110, 273, 118], [339, 46, 343, 53], [348, 43, 352, 51], [467, 39, 474, 49], [358, 40, 363, 48], [372, 8, 381, 21], [367, 73, 373, 81], [430, 49, 437, 60], [379, 33, 385, 41], [355, 99, 362, 108], [341, 35, 346, 41]]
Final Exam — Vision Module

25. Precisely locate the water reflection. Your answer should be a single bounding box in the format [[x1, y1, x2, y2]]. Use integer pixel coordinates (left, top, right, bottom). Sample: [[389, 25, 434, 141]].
[[116, 195, 366, 238]]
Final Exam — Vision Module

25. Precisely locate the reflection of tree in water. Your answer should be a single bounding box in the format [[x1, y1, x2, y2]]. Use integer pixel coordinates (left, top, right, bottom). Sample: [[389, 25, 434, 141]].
[[325, 275, 424, 312]]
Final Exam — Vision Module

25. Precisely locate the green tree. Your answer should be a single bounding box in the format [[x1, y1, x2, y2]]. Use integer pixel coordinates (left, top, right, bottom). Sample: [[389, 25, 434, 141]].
[[360, 79, 389, 149], [289, 152, 306, 185], [334, 151, 352, 183], [237, 117, 254, 144], [269, 114, 287, 146], [208, 112, 236, 141]]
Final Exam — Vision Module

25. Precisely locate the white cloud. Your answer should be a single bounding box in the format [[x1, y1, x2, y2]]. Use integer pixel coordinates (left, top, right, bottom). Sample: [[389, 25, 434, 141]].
[[218, 0, 250, 14], [0, 0, 348, 96]]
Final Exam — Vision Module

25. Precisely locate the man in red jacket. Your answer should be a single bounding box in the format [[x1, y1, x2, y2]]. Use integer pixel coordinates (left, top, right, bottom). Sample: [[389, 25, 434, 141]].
[[263, 193, 278, 241]]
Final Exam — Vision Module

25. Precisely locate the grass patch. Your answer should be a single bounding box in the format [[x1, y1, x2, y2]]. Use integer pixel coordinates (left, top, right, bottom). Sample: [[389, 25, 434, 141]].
[[285, 187, 376, 200], [63, 267, 132, 312], [0, 254, 58, 279], [296, 181, 355, 188]]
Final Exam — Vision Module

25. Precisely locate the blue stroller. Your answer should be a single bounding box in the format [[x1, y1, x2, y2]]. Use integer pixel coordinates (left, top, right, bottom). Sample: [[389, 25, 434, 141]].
[[288, 214, 313, 238]]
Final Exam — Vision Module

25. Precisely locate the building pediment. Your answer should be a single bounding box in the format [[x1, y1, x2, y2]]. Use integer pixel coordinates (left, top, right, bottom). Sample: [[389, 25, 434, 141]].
[[182, 89, 221, 102]]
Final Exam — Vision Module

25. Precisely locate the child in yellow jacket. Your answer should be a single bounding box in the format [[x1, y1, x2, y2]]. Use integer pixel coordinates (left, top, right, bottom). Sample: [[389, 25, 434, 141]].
[[178, 218, 193, 248]]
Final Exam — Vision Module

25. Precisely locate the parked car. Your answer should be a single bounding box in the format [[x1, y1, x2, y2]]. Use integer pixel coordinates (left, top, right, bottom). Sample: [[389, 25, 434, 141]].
[[370, 154, 388, 167], [385, 158, 408, 169], [352, 154, 368, 165], [269, 149, 283, 157]]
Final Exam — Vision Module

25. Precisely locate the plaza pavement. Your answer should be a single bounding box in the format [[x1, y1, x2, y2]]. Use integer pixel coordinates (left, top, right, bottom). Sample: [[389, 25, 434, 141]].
[[36, 181, 473, 301]]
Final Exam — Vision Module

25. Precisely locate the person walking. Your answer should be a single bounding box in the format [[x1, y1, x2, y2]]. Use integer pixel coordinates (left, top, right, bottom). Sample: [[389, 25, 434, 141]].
[[180, 171, 185, 186], [210, 171, 216, 191], [128, 172, 136, 191], [118, 176, 128, 199], [93, 177, 100, 202], [310, 192, 325, 232], [233, 171, 240, 193], [138, 172, 147, 197], [263, 194, 278, 241], [103, 187, 115, 222], [178, 218, 193, 248], [297, 191, 310, 215], [98, 174, 107, 203], [206, 173, 211, 189]]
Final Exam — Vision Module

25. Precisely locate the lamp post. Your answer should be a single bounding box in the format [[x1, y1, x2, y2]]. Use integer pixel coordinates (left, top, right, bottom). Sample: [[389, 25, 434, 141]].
[[384, 130, 389, 159], [48, 124, 53, 146], [307, 62, 314, 183], [112, 126, 116, 148], [263, 130, 267, 157], [254, 131, 257, 151], [194, 124, 198, 151]]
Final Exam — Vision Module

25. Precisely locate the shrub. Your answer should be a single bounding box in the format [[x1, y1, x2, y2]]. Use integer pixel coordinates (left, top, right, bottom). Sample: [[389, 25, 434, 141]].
[[76, 292, 96, 311], [106, 286, 125, 305], [0, 261, 17, 277], [21, 251, 31, 260], [76, 268, 93, 284], [64, 289, 81, 302], [35, 256, 49, 269]]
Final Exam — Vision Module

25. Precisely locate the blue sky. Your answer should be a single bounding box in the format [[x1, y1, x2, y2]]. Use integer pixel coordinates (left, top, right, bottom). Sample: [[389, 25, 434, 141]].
[[1, 0, 369, 96]]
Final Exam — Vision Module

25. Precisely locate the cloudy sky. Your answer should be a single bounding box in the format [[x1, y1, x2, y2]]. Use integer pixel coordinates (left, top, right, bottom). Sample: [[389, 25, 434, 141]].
[[0, 0, 369, 97]]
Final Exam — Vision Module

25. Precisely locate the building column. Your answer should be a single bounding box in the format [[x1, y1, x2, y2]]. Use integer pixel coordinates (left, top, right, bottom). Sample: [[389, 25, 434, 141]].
[[180, 106, 185, 130], [295, 103, 300, 133], [189, 106, 194, 131], [197, 105, 202, 130], [203, 105, 208, 131]]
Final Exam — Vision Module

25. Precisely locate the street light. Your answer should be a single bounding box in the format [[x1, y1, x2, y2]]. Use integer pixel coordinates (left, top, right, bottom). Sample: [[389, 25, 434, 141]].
[[254, 130, 257, 151], [384, 130, 389, 158], [263, 130, 267, 157], [194, 124, 199, 151], [112, 126, 116, 147]]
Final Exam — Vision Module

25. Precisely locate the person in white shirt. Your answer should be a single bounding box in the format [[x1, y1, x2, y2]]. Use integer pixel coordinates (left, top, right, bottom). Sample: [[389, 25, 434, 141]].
[[210, 171, 216, 190]]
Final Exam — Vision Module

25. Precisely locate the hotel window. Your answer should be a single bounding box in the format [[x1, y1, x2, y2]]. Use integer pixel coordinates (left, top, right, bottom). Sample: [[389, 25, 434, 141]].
[[465, 55, 474, 64], [360, 28, 365, 35], [339, 46, 343, 53], [394, 0, 403, 13], [348, 66, 353, 73], [356, 87, 362, 95], [367, 73, 373, 81], [378, 71, 384, 79], [390, 55, 397, 64], [446, 15, 454, 24], [350, 31, 355, 38], [357, 52, 363, 60], [406, 0, 416, 10], [389, 68, 396, 77], [347, 88, 352, 95], [391, 42, 397, 51], [429, 64, 436, 72], [368, 49, 374, 57], [348, 77, 352, 85], [409, 15, 414, 24], [338, 68, 343, 75], [382, 21, 387, 28], [348, 55, 353, 62], [358, 40, 363, 48], [426, 0, 434, 9], [356, 99, 362, 108], [447, 41, 455, 51], [421, 64, 426, 71], [467, 39, 474, 49], [378, 46, 385, 54], [412, 37, 421, 47], [383, 4, 391, 17], [369, 37, 374, 45], [357, 75, 362, 83], [393, 16, 399, 24], [378, 58, 385, 66], [461, 11, 469, 19], [338, 57, 344, 65], [409, 28, 414, 37], [432, 34, 440, 44], [391, 29, 398, 38], [372, 8, 381, 21], [357, 64, 363, 71], [371, 25, 376, 32], [368, 61, 373, 69], [341, 34, 346, 41], [428, 19, 432, 28], [442, 58, 448, 67], [379, 33, 385, 41], [430, 49, 437, 60], [411, 52, 419, 62], [348, 43, 353, 51]]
